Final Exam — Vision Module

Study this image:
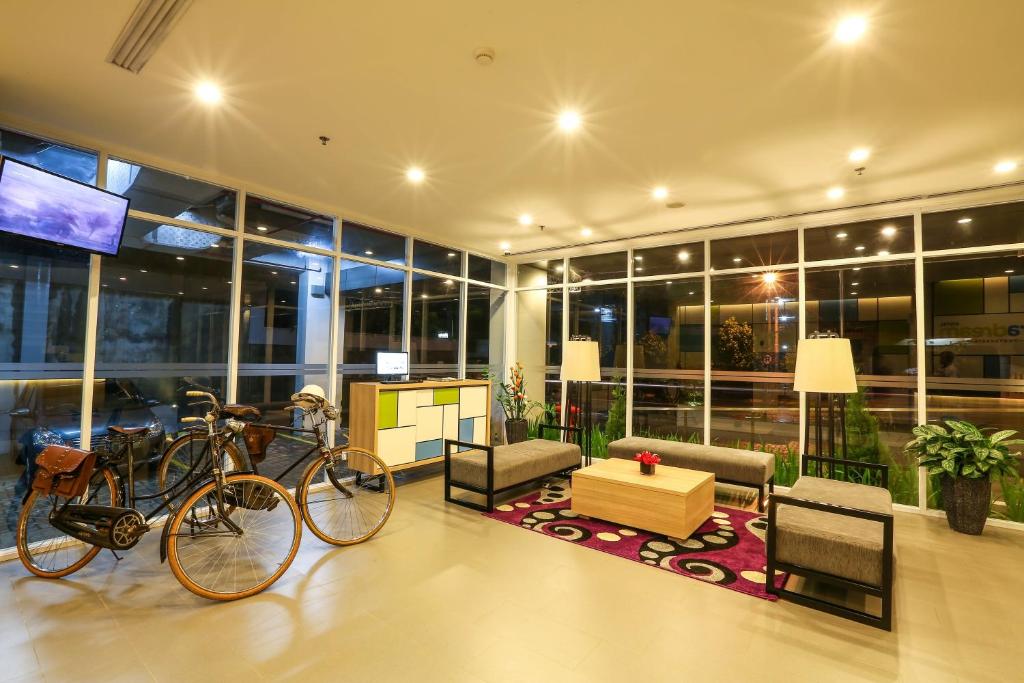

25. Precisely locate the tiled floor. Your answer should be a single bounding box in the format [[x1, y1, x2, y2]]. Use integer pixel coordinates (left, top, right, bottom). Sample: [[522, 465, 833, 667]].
[[0, 473, 1021, 682]]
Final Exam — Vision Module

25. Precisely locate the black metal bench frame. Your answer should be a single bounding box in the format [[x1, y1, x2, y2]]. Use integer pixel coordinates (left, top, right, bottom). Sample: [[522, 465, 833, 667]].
[[444, 423, 582, 513], [765, 455, 894, 631]]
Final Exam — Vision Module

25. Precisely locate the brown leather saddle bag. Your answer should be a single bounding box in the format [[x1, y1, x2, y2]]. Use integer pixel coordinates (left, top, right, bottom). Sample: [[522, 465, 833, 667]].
[[32, 445, 97, 499], [241, 424, 276, 464]]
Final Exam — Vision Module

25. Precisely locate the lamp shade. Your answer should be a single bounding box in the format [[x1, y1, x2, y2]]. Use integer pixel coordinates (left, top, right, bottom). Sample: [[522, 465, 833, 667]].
[[560, 340, 601, 381], [793, 337, 858, 394]]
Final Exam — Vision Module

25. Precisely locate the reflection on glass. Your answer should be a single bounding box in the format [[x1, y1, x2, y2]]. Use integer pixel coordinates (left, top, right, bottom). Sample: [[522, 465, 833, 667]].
[[632, 279, 704, 442], [804, 216, 913, 262], [632, 242, 704, 277], [922, 200, 1024, 252], [468, 254, 506, 286], [516, 289, 562, 431], [569, 252, 628, 282], [467, 284, 506, 440], [924, 252, 1024, 517], [107, 158, 237, 229], [711, 271, 798, 372], [244, 195, 332, 249], [238, 242, 332, 425], [710, 381, 800, 486], [342, 221, 406, 264], [0, 232, 90, 547], [414, 240, 462, 276], [1, 127, 97, 184], [339, 260, 404, 366], [410, 273, 460, 373], [709, 230, 797, 271], [518, 260, 562, 287]]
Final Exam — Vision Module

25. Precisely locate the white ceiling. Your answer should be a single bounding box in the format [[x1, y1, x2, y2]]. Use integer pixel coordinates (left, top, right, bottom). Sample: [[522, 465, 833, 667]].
[[1, 0, 1023, 258]]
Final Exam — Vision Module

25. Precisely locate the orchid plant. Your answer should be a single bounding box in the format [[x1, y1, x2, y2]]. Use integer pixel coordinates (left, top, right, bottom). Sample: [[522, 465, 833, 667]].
[[489, 362, 540, 421]]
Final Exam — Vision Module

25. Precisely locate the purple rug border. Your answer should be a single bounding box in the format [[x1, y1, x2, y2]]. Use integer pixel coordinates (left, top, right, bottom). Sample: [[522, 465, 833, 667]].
[[483, 491, 786, 602]]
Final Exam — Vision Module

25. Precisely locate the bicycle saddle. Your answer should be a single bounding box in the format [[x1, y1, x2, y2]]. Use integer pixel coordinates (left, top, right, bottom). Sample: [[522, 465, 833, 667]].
[[222, 404, 261, 421], [108, 425, 147, 435]]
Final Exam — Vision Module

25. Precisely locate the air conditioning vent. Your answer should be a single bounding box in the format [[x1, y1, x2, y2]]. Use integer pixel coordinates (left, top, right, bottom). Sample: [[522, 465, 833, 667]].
[[106, 0, 194, 73]]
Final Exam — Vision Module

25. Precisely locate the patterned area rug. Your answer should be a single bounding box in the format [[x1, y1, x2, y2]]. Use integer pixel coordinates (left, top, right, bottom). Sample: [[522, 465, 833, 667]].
[[485, 484, 785, 601]]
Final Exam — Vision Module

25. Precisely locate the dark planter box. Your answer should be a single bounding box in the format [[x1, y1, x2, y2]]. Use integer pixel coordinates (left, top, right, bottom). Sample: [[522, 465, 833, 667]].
[[941, 475, 991, 535], [504, 419, 528, 444]]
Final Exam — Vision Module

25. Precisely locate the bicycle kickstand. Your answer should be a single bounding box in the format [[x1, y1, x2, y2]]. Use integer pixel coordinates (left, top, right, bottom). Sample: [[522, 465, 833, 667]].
[[109, 549, 123, 561]]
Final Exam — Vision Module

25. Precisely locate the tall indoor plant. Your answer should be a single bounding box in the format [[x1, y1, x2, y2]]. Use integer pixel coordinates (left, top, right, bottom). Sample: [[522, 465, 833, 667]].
[[904, 420, 1022, 535], [492, 362, 540, 444]]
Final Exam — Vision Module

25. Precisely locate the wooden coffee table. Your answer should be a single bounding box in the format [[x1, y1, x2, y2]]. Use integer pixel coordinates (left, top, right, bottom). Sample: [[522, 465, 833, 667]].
[[571, 458, 715, 539]]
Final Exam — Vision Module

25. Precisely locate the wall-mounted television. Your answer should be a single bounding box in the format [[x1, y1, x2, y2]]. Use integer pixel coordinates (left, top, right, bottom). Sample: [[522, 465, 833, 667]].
[[0, 157, 129, 256]]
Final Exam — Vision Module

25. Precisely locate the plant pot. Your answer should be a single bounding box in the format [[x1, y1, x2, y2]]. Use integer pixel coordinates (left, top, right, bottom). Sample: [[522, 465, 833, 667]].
[[640, 462, 655, 476], [504, 418, 528, 445], [940, 474, 991, 535]]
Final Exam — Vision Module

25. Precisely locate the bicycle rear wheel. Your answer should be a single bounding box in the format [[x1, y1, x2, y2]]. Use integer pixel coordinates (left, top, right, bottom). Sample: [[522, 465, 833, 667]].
[[165, 474, 300, 601], [157, 432, 245, 502], [298, 447, 395, 546], [16, 467, 118, 578]]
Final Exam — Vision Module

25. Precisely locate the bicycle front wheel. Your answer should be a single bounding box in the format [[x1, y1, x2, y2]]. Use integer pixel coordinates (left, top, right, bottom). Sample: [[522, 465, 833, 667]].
[[157, 431, 245, 503], [298, 447, 395, 546], [165, 474, 300, 601], [16, 467, 119, 579]]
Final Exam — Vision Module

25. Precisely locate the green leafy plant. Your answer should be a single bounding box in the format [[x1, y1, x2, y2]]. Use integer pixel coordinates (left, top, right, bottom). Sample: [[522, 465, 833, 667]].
[[604, 377, 627, 442], [994, 476, 1024, 523], [487, 363, 540, 421], [905, 420, 1022, 480], [716, 317, 759, 371]]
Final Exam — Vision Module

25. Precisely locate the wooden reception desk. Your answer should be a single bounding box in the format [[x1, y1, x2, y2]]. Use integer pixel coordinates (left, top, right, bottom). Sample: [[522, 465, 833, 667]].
[[348, 379, 492, 473]]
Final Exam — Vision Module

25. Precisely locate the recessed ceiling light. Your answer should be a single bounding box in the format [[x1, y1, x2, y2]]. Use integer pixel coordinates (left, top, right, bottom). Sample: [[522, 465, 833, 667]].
[[878, 250, 890, 256], [271, 271, 278, 275], [557, 110, 582, 132], [851, 282, 860, 286], [447, 252, 456, 257], [102, 284, 108, 287], [499, 241, 511, 251], [365, 250, 374, 256], [834, 16, 868, 43], [678, 250, 690, 262], [140, 269, 147, 273], [8, 264, 18, 269], [634, 255, 644, 261], [581, 227, 593, 237], [849, 147, 870, 163], [635, 267, 644, 272], [202, 287, 208, 291], [290, 280, 297, 285], [852, 267, 861, 271], [652, 186, 669, 200], [194, 81, 222, 104], [763, 272, 778, 284], [406, 166, 425, 183], [421, 293, 429, 299], [256, 225, 268, 232], [732, 257, 742, 264], [1006, 270, 1015, 274], [177, 291, 184, 295], [957, 217, 972, 224], [555, 265, 564, 272], [854, 245, 866, 251], [850, 291, 859, 296], [176, 256, 185, 261], [835, 232, 848, 239], [118, 277, 127, 281], [827, 186, 845, 200], [881, 225, 897, 237], [518, 213, 533, 226], [443, 279, 454, 285], [994, 160, 1019, 174]]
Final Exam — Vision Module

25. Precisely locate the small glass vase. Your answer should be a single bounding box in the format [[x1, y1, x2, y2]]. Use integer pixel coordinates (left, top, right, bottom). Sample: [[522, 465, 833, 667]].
[[640, 462, 655, 476]]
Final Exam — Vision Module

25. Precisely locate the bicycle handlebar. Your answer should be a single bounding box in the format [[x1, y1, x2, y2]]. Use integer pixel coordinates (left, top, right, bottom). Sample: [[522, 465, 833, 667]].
[[180, 416, 205, 424]]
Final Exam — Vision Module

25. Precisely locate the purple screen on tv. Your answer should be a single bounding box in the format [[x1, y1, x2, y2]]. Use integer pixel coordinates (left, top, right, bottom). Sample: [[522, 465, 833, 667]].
[[0, 158, 128, 256]]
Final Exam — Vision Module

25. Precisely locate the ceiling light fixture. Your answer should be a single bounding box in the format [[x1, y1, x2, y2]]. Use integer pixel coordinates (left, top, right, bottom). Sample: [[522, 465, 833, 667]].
[[851, 281, 860, 286], [849, 147, 870, 163], [1006, 270, 1015, 274], [652, 186, 669, 200], [176, 256, 185, 261], [854, 245, 866, 251], [878, 250, 890, 256], [957, 217, 973, 224], [581, 227, 593, 237], [256, 225, 268, 232], [881, 225, 897, 237], [732, 257, 742, 263], [834, 15, 868, 43], [194, 81, 222, 104], [406, 166, 425, 183], [499, 241, 511, 251], [827, 186, 845, 200], [375, 287, 383, 293], [850, 291, 859, 296], [995, 160, 1019, 174], [835, 232, 848, 239], [678, 250, 690, 262], [518, 213, 533, 226], [557, 110, 582, 132]]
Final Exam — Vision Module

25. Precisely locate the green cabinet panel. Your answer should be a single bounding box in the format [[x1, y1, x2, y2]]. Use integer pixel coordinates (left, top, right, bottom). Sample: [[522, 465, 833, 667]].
[[378, 391, 398, 429], [433, 387, 459, 405]]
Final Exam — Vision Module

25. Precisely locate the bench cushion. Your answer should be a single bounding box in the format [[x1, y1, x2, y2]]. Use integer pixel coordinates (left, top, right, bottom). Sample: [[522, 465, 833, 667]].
[[607, 437, 774, 486], [449, 439, 581, 490], [776, 476, 894, 587]]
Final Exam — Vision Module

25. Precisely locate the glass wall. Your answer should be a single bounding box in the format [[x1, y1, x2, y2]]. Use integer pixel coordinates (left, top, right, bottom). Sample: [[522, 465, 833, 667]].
[[409, 273, 460, 376]]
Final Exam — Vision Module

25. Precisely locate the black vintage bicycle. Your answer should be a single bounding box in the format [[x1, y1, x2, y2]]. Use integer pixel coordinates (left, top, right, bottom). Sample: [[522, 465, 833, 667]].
[[16, 391, 302, 601], [157, 389, 396, 546]]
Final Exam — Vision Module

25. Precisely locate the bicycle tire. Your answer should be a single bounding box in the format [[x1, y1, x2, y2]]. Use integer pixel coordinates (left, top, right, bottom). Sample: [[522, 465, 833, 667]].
[[16, 467, 119, 579], [165, 473, 301, 601], [156, 431, 246, 503], [297, 447, 396, 546]]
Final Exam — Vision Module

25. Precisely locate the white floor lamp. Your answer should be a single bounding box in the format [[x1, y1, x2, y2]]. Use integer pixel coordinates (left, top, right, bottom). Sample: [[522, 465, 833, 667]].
[[793, 333, 858, 466], [560, 337, 601, 466]]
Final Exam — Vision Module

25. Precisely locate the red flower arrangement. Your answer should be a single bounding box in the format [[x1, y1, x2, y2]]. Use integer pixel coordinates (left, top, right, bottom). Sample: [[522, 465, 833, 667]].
[[633, 450, 661, 466]]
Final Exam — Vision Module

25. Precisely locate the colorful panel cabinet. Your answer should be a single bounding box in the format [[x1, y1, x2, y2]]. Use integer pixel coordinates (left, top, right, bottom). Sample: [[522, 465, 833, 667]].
[[349, 380, 492, 473]]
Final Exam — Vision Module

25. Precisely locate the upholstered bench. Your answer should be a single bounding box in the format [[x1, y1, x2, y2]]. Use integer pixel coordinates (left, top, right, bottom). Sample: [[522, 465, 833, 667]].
[[607, 437, 775, 510], [766, 455, 895, 630], [444, 425, 582, 512]]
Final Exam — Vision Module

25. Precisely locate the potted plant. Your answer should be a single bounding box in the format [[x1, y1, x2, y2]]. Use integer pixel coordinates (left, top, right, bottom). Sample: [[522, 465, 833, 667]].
[[904, 420, 1022, 535], [491, 362, 540, 444], [634, 450, 661, 475]]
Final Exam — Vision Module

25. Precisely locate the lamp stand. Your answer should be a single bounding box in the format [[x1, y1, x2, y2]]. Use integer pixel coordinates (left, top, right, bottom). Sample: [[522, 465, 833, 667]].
[[567, 379, 593, 466]]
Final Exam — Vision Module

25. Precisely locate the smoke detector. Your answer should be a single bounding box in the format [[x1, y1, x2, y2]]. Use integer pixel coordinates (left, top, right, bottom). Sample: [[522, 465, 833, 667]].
[[474, 47, 495, 65]]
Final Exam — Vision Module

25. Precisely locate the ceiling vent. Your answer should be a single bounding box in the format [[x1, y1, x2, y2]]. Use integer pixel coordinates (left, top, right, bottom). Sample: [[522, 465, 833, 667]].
[[106, 0, 194, 73]]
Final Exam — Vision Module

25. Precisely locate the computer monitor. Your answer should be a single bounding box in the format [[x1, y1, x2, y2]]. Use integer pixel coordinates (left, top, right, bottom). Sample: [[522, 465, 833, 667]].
[[376, 351, 409, 380]]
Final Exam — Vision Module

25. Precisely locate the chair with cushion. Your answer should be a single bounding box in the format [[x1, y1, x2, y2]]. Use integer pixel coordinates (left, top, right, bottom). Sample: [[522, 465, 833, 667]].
[[444, 424, 582, 512], [766, 455, 895, 630]]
